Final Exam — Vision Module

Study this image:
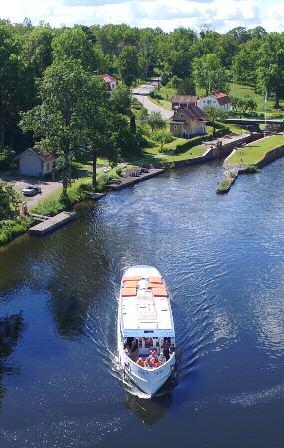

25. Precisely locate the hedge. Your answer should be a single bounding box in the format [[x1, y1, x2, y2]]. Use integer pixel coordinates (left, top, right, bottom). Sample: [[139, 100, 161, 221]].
[[175, 133, 212, 154]]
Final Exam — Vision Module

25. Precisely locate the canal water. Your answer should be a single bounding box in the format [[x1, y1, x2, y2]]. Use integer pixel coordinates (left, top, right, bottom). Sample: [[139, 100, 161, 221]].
[[0, 160, 284, 447]]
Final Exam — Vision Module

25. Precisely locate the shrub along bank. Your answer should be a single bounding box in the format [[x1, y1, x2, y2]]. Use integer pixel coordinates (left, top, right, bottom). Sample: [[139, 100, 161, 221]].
[[31, 169, 121, 217], [0, 216, 33, 246]]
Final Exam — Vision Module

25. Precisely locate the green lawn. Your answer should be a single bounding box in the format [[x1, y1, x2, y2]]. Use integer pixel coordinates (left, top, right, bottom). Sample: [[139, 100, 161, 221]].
[[228, 133, 284, 166], [134, 135, 208, 164], [31, 177, 91, 216], [229, 83, 284, 117], [163, 145, 207, 162], [150, 85, 176, 110], [149, 82, 284, 118]]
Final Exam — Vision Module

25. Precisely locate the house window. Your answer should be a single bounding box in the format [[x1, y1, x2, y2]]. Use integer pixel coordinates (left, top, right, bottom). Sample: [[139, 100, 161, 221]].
[[180, 113, 184, 118], [47, 163, 50, 170], [174, 125, 177, 130]]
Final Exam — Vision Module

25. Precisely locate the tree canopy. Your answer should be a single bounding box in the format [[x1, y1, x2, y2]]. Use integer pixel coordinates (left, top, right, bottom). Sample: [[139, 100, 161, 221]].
[[0, 19, 282, 165]]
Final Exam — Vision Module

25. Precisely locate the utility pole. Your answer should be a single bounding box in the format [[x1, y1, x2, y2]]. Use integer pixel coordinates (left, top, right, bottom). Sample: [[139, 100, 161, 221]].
[[264, 90, 267, 136]]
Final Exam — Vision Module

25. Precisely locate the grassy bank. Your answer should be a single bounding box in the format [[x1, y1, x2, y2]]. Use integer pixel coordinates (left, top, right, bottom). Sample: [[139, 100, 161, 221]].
[[227, 134, 284, 166], [143, 143, 207, 162], [150, 82, 284, 118], [149, 85, 175, 109], [229, 83, 284, 117], [31, 168, 121, 216], [0, 216, 34, 246]]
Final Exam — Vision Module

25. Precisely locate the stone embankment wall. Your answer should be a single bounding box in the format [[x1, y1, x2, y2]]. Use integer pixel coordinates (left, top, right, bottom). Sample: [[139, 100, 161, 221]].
[[224, 141, 284, 172], [256, 144, 284, 168], [153, 134, 252, 169]]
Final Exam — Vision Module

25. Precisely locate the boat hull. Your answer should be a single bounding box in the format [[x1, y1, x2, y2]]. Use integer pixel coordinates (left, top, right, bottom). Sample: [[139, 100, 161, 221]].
[[117, 265, 176, 397], [118, 345, 175, 396]]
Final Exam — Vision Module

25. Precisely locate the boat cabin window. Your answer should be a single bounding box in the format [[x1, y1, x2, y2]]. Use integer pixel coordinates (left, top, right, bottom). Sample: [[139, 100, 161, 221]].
[[124, 337, 174, 352]]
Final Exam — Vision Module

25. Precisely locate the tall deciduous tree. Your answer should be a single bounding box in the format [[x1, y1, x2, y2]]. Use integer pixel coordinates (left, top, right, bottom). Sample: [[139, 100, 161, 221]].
[[111, 83, 137, 138], [204, 105, 228, 135], [0, 180, 19, 220], [117, 45, 140, 86], [23, 26, 54, 78], [153, 129, 173, 151], [147, 112, 166, 132], [193, 54, 228, 95], [256, 33, 284, 109], [0, 24, 25, 147], [20, 59, 103, 197], [232, 38, 261, 85], [52, 27, 108, 73], [82, 88, 124, 191]]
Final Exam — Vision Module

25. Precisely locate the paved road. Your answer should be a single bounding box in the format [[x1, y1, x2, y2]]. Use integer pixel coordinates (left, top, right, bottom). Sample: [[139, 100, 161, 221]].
[[132, 81, 173, 120]]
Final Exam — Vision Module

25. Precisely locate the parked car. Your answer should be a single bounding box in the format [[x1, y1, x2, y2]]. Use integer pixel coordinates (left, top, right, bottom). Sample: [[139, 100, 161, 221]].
[[22, 186, 42, 196]]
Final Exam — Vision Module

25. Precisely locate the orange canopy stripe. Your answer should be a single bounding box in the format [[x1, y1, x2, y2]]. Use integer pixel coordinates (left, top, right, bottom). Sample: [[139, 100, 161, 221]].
[[121, 288, 137, 297], [123, 276, 141, 281], [148, 282, 166, 289], [152, 288, 168, 297], [148, 276, 163, 284], [123, 280, 138, 288]]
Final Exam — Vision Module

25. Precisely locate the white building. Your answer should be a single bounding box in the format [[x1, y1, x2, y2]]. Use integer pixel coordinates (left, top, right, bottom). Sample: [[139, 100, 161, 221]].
[[197, 91, 232, 112], [16, 148, 55, 177], [100, 73, 117, 91]]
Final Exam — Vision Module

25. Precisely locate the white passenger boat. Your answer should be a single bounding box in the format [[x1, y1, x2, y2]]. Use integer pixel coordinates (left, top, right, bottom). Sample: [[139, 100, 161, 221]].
[[117, 265, 175, 397]]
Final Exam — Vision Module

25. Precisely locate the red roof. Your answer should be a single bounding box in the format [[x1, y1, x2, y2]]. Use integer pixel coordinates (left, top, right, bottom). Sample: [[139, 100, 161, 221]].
[[211, 91, 231, 106], [172, 95, 198, 104], [172, 106, 207, 122], [100, 73, 117, 84]]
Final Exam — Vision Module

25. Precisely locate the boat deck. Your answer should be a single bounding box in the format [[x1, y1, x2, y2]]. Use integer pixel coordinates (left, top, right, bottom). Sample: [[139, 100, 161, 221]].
[[120, 266, 174, 334]]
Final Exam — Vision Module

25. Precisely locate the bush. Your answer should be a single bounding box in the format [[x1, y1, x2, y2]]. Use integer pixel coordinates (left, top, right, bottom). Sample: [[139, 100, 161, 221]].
[[0, 217, 33, 246], [244, 165, 261, 173], [174, 135, 209, 154], [32, 180, 89, 216], [96, 174, 109, 192], [0, 146, 16, 170], [149, 91, 163, 100], [217, 178, 232, 191]]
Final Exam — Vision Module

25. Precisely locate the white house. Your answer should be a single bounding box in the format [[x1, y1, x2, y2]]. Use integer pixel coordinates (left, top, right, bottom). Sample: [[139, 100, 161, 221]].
[[16, 148, 55, 177], [197, 91, 232, 112], [100, 73, 117, 91]]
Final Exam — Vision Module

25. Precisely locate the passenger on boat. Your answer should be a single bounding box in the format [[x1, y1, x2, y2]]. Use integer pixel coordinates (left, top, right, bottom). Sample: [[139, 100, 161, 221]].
[[124, 347, 129, 356], [147, 354, 156, 368], [137, 357, 145, 367], [158, 353, 166, 364], [149, 349, 158, 360], [126, 337, 134, 348], [162, 339, 170, 361], [130, 340, 139, 361]]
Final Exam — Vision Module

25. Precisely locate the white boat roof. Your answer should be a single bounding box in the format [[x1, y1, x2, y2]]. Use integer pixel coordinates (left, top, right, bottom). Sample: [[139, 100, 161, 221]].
[[120, 266, 175, 338]]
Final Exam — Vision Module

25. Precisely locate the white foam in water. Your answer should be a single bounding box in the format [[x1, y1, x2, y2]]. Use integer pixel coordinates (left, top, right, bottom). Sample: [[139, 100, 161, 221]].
[[224, 383, 284, 407]]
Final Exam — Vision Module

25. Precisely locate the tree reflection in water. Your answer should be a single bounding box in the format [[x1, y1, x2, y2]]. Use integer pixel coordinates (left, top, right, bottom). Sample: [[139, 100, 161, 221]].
[[0, 312, 24, 406], [124, 392, 172, 426]]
